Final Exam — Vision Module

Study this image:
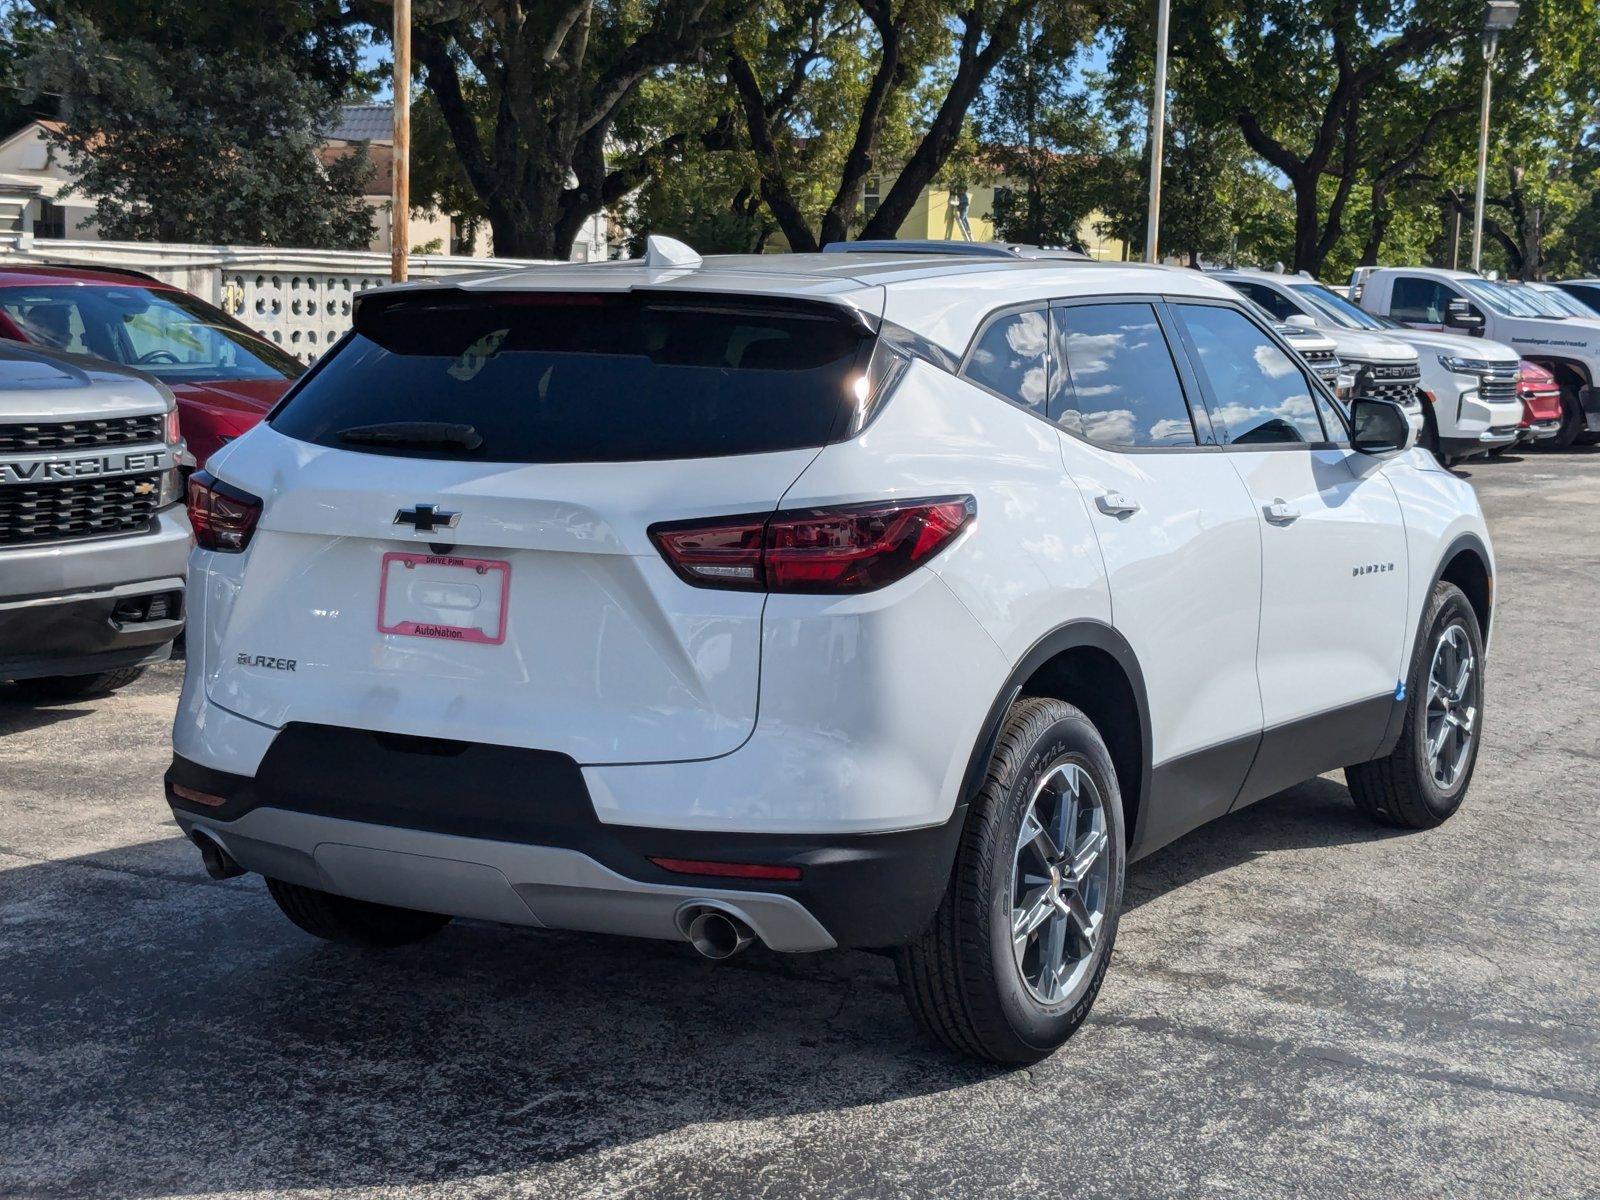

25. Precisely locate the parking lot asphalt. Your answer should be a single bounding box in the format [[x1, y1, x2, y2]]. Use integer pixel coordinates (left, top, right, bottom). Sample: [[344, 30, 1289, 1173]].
[[3, 447, 1598, 1200]]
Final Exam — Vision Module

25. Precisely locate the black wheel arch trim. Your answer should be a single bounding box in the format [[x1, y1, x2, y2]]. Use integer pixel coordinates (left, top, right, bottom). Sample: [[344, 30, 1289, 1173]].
[[958, 619, 1154, 851], [1375, 531, 1493, 760]]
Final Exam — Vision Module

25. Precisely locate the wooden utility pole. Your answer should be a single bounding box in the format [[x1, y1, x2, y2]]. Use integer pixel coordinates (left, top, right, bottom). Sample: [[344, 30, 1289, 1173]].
[[391, 0, 410, 283]]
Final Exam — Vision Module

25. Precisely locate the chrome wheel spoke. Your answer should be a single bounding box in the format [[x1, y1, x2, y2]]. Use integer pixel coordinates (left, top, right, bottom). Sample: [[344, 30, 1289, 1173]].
[[1070, 826, 1108, 885], [1424, 623, 1478, 790], [1018, 809, 1061, 869], [1009, 755, 1112, 1006]]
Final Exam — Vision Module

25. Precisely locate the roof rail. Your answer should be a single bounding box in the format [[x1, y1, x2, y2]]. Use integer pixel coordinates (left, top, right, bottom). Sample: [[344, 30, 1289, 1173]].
[[822, 239, 1023, 259]]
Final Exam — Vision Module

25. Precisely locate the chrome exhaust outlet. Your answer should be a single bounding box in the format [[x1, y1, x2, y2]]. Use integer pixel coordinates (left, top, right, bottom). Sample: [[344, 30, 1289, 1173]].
[[190, 829, 245, 881], [681, 905, 756, 960]]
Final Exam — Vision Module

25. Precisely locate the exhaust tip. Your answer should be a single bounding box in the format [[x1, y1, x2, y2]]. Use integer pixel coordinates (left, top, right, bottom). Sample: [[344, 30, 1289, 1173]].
[[190, 829, 245, 880], [683, 906, 756, 960]]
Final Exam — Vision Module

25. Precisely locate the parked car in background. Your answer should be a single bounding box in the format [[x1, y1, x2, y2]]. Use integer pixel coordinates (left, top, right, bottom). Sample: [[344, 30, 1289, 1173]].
[[166, 243, 1494, 1064], [0, 265, 302, 469], [1209, 268, 1452, 454], [1, 343, 187, 699], [1552, 279, 1600, 316], [1503, 360, 1565, 452], [1521, 281, 1600, 321], [1355, 266, 1600, 449]]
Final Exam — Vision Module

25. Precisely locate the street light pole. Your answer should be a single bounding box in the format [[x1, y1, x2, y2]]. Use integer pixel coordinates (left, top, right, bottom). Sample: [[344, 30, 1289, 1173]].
[[1470, 0, 1519, 274], [392, 0, 411, 284], [1143, 0, 1169, 264]]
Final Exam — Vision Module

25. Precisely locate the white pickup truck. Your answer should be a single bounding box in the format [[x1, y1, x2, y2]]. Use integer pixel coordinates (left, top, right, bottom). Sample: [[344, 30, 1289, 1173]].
[[1354, 266, 1600, 449]]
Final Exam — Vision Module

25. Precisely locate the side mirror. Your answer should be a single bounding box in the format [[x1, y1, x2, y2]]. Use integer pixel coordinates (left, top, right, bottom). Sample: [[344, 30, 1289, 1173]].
[[1283, 314, 1318, 330], [1444, 297, 1484, 335], [1350, 397, 1417, 455]]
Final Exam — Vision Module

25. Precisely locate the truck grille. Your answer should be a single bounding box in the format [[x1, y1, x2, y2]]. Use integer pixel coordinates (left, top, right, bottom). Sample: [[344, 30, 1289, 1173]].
[[0, 414, 164, 453], [0, 473, 161, 546], [1354, 364, 1422, 408], [1479, 365, 1520, 404]]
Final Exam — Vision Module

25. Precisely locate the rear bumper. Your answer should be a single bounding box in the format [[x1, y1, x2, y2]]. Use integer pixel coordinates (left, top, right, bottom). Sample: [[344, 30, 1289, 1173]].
[[0, 509, 189, 681], [165, 735, 965, 951]]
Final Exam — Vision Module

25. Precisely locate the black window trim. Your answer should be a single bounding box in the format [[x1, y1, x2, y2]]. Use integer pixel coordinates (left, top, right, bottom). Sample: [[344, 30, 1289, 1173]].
[[957, 293, 1220, 455], [1166, 296, 1351, 452]]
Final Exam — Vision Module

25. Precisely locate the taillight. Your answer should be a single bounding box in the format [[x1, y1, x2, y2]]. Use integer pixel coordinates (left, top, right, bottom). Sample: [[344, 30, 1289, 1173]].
[[186, 470, 262, 552], [650, 496, 974, 594]]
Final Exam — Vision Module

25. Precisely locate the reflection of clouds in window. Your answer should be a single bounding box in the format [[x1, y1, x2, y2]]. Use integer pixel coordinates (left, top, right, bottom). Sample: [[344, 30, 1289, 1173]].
[[971, 347, 996, 367], [1006, 310, 1048, 358], [1020, 365, 1046, 407], [1252, 343, 1297, 378], [1148, 417, 1191, 442]]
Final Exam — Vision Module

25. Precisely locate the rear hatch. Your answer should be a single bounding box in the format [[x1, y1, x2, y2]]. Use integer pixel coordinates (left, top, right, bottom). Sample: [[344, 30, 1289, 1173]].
[[200, 285, 881, 763]]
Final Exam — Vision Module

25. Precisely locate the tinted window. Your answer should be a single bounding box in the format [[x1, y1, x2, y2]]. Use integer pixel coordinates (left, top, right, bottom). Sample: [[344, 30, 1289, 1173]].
[[1390, 277, 1456, 324], [0, 285, 300, 382], [270, 293, 872, 463], [1050, 303, 1196, 447], [963, 307, 1049, 416], [1228, 281, 1300, 323], [1177, 305, 1326, 445], [1559, 283, 1600, 314]]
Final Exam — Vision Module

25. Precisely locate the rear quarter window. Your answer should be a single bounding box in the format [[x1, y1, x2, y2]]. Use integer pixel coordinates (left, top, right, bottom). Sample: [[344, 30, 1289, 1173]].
[[269, 292, 874, 463]]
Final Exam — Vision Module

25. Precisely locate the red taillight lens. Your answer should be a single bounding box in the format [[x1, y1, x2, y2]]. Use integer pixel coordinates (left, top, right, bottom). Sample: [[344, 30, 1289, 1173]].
[[650, 496, 974, 594], [648, 856, 802, 881], [186, 470, 262, 552]]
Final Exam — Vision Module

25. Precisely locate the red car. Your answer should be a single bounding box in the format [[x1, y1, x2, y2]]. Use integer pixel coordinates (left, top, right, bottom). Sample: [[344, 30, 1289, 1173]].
[[0, 265, 301, 468], [1516, 360, 1564, 447]]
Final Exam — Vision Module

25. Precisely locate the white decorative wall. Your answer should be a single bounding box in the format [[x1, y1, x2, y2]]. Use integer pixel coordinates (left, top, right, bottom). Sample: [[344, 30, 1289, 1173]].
[[0, 237, 564, 364]]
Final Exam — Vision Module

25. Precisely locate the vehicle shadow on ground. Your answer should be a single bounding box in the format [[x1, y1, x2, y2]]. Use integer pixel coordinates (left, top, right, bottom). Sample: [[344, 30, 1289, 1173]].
[[0, 776, 1384, 1196]]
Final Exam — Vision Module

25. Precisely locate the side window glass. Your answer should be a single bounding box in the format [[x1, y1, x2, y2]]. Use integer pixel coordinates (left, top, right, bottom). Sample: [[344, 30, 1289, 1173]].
[[962, 307, 1049, 416], [1391, 277, 1452, 324], [1176, 304, 1325, 445], [1312, 390, 1349, 445], [1050, 303, 1197, 447], [1232, 282, 1299, 322]]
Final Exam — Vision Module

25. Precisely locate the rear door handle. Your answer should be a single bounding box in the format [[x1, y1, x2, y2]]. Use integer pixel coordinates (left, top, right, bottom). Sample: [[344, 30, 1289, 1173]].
[[1264, 499, 1301, 525], [1096, 491, 1141, 517]]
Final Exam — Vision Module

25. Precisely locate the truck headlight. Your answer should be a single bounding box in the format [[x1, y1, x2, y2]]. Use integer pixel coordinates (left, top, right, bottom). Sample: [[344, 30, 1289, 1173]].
[[1438, 354, 1495, 374]]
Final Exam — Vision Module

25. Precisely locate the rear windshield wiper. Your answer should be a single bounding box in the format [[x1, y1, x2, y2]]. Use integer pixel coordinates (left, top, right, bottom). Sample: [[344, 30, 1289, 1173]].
[[338, 422, 484, 452]]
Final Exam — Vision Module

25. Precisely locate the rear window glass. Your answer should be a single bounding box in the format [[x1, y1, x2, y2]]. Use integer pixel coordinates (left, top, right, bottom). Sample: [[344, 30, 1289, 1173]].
[[269, 292, 874, 463]]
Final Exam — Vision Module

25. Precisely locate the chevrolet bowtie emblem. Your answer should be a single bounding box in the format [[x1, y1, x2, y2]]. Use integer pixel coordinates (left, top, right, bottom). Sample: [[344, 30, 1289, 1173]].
[[394, 504, 460, 533]]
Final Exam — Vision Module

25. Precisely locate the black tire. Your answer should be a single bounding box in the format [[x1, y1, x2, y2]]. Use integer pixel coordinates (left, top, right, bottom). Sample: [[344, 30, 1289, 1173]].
[[7, 666, 146, 701], [266, 877, 452, 947], [1550, 384, 1583, 449], [896, 697, 1125, 1064], [1486, 444, 1513, 458], [1346, 581, 1485, 830]]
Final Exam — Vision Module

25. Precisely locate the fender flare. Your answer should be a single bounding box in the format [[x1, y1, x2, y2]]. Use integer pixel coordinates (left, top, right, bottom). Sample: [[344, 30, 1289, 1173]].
[[1374, 530, 1494, 759], [957, 619, 1153, 847]]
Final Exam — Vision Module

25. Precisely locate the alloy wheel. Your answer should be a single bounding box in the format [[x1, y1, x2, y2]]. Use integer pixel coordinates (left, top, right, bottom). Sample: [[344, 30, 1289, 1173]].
[[1009, 759, 1111, 1005], [1425, 623, 1478, 790]]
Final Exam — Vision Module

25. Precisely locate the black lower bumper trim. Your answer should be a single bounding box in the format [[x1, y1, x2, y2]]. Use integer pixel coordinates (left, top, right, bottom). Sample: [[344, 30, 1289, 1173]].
[[166, 724, 964, 950]]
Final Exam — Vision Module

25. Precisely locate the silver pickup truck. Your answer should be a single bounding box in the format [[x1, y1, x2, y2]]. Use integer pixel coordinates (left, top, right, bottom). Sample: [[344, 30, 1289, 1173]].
[[1, 343, 188, 699]]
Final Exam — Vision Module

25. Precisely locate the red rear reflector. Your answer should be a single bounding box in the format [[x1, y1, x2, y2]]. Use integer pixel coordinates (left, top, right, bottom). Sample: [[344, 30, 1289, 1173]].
[[170, 783, 227, 808], [649, 856, 802, 882], [649, 496, 974, 594], [186, 470, 262, 553]]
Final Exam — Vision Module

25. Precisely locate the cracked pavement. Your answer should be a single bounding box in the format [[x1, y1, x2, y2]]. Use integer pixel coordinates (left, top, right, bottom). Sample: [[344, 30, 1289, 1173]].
[[2, 447, 1597, 1199]]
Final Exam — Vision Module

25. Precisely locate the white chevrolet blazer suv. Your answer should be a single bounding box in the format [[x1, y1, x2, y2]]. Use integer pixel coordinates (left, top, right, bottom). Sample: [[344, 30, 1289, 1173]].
[[167, 243, 1494, 1063]]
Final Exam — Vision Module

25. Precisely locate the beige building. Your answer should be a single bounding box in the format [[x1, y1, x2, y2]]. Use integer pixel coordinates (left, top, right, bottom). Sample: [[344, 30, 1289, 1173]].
[[0, 109, 610, 261]]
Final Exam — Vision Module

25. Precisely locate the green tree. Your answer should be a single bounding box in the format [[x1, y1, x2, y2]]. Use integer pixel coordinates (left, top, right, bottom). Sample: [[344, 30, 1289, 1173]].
[[1108, 0, 1482, 275], [366, 0, 742, 260], [726, 0, 1098, 251], [24, 14, 374, 248], [974, 20, 1104, 247]]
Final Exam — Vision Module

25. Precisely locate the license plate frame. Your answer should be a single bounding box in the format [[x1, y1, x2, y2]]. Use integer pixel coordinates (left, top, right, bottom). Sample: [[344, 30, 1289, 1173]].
[[377, 552, 510, 645]]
